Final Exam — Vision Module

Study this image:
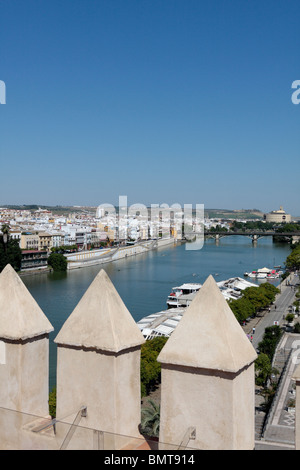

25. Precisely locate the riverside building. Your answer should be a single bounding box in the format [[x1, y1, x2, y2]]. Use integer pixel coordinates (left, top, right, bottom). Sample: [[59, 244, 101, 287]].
[[264, 206, 292, 223]]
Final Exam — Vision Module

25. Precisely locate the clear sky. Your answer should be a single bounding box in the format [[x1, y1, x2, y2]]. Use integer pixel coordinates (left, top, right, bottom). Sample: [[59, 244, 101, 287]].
[[1, 0, 299, 215]]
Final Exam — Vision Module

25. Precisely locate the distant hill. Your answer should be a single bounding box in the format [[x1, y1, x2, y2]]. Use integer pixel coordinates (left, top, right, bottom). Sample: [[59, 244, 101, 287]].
[[205, 209, 264, 219], [0, 204, 95, 215], [1, 205, 266, 219]]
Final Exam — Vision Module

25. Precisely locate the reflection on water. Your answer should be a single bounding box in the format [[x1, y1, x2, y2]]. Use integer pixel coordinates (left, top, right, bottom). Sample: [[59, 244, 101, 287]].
[[22, 237, 291, 389]]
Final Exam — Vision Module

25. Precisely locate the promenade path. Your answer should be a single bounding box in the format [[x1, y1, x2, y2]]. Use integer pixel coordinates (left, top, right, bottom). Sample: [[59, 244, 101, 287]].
[[242, 272, 300, 450]]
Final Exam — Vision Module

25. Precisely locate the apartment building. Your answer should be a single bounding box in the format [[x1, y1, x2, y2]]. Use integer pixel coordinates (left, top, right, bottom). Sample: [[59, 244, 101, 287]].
[[20, 231, 53, 252], [20, 232, 40, 251], [9, 229, 22, 245], [38, 232, 53, 251]]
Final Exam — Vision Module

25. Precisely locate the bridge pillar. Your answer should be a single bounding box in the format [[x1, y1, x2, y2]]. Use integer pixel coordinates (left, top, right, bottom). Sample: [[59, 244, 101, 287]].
[[252, 234, 258, 245]]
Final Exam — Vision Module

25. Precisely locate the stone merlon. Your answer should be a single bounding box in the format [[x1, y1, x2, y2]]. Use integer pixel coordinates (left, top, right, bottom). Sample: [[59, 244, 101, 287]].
[[0, 264, 53, 340], [158, 274, 257, 373], [54, 268, 145, 352]]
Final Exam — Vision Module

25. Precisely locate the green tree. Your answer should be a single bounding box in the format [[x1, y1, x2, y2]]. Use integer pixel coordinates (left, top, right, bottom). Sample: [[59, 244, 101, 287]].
[[255, 353, 272, 386], [286, 245, 300, 270], [48, 387, 56, 418], [47, 252, 68, 272], [228, 296, 255, 323], [259, 282, 279, 301], [0, 225, 22, 272], [228, 283, 279, 324], [260, 384, 278, 413], [243, 286, 270, 312], [140, 337, 167, 397], [258, 325, 282, 361], [141, 399, 160, 437], [294, 322, 300, 333], [285, 313, 295, 323]]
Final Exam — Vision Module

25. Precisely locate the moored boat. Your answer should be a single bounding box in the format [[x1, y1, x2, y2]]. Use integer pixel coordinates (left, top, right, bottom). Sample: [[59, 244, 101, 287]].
[[140, 276, 258, 339], [167, 283, 202, 308]]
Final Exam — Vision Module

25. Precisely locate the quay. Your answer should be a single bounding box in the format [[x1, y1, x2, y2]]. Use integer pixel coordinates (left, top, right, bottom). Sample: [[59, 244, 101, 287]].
[[64, 237, 176, 270]]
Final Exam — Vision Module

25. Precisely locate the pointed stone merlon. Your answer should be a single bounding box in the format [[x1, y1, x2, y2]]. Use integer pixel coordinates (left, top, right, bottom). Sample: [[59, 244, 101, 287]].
[[54, 269, 145, 448], [0, 264, 54, 417], [158, 275, 257, 450], [292, 363, 300, 449]]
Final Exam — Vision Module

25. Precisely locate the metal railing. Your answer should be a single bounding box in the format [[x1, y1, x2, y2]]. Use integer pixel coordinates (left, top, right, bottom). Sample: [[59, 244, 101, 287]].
[[177, 427, 196, 450], [0, 405, 197, 450]]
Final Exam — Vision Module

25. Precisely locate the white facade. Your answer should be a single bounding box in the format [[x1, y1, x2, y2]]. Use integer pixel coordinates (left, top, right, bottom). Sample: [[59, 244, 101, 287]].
[[264, 206, 292, 223]]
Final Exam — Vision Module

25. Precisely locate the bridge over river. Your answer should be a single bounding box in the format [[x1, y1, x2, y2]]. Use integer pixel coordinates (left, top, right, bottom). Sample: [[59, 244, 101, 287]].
[[204, 231, 300, 243]]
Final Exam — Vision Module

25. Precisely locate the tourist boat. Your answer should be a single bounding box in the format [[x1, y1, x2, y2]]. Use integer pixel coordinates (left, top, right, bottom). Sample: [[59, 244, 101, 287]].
[[266, 273, 279, 279], [247, 271, 257, 278], [244, 267, 282, 280], [141, 277, 258, 339], [256, 272, 267, 279], [166, 277, 257, 308], [167, 283, 202, 308]]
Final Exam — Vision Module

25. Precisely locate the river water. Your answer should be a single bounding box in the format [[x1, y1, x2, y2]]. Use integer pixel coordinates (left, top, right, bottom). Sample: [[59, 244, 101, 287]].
[[22, 236, 291, 390]]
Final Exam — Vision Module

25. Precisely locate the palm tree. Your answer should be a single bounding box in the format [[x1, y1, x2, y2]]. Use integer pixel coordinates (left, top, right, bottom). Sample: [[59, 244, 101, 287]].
[[141, 399, 160, 437], [1, 224, 10, 245]]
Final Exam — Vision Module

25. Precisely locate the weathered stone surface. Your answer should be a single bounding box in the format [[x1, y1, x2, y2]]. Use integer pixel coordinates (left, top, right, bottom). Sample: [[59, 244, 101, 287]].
[[55, 268, 144, 352], [0, 264, 53, 340]]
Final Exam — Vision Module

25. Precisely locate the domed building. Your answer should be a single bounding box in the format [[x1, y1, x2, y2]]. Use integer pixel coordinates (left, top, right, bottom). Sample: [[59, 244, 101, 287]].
[[264, 206, 291, 223]]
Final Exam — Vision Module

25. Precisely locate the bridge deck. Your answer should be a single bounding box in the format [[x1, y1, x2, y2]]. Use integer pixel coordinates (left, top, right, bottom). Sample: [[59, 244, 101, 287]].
[[204, 231, 300, 236]]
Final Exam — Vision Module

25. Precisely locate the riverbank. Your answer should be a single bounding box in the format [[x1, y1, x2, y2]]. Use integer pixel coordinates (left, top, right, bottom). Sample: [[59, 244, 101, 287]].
[[19, 267, 52, 277], [17, 237, 179, 276], [65, 237, 178, 270], [20, 236, 291, 391]]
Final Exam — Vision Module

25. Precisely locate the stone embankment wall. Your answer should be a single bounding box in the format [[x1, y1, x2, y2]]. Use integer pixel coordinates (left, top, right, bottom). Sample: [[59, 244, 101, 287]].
[[66, 237, 176, 270]]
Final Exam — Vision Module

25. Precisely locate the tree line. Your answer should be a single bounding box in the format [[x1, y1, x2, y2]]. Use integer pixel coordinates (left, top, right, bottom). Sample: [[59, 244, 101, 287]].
[[285, 243, 300, 271], [0, 225, 22, 273], [228, 283, 279, 324]]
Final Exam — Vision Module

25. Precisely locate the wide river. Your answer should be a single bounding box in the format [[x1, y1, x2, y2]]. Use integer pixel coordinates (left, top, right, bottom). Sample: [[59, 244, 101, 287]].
[[22, 236, 291, 390]]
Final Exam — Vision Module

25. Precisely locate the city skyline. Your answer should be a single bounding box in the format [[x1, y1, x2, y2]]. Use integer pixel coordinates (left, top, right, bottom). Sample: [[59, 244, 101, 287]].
[[1, 1, 299, 215]]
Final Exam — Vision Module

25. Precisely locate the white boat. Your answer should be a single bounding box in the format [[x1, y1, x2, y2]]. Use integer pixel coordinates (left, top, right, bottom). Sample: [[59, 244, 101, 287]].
[[166, 277, 257, 308], [245, 267, 282, 280], [266, 273, 279, 279], [140, 277, 258, 339], [257, 267, 272, 274], [256, 273, 267, 279], [247, 272, 257, 278], [217, 277, 258, 300], [167, 283, 202, 308]]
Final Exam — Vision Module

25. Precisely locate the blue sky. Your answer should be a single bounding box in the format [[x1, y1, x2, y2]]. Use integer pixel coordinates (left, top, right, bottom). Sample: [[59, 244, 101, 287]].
[[1, 0, 299, 215]]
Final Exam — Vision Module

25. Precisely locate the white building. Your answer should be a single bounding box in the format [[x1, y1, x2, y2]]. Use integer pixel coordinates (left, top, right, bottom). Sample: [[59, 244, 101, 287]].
[[264, 206, 292, 223]]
